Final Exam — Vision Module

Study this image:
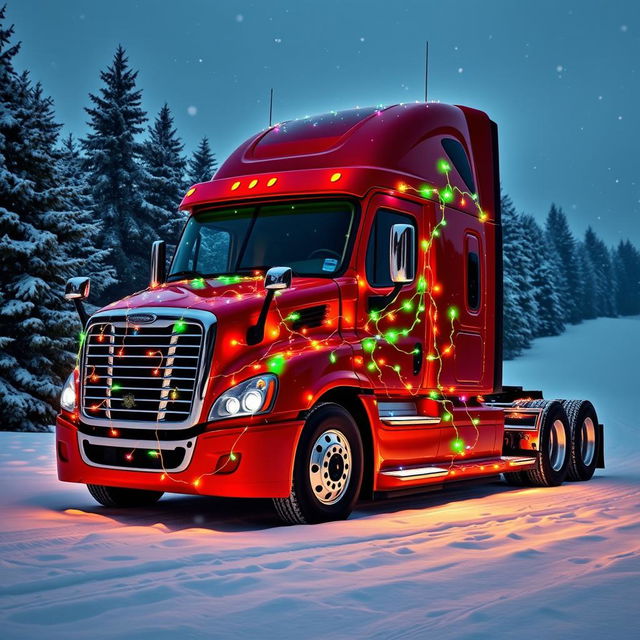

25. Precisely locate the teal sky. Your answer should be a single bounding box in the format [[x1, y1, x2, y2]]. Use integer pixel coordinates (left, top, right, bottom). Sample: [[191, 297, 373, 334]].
[[8, 0, 640, 245]]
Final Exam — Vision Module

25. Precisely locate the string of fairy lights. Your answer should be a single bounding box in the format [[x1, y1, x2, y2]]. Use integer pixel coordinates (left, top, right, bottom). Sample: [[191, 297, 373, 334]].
[[74, 156, 492, 486]]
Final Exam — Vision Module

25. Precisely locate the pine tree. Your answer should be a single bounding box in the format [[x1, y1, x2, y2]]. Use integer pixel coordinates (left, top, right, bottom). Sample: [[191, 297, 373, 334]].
[[614, 240, 640, 315], [575, 241, 598, 320], [141, 103, 187, 249], [187, 136, 217, 185], [521, 214, 564, 337], [0, 11, 94, 430], [584, 227, 617, 317], [502, 194, 536, 358], [82, 46, 151, 304], [56, 134, 116, 303], [545, 204, 582, 324]]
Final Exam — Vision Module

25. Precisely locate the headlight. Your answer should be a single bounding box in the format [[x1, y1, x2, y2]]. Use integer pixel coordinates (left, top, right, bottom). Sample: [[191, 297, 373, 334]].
[[208, 374, 277, 421], [60, 372, 76, 412]]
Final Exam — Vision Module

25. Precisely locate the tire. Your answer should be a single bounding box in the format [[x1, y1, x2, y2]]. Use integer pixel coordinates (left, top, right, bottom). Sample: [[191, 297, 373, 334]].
[[519, 400, 570, 487], [87, 484, 164, 507], [273, 402, 364, 525], [561, 400, 600, 481]]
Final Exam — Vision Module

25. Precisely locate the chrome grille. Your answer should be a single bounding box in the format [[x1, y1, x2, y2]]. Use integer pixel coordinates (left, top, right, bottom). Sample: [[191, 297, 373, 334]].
[[81, 315, 204, 424]]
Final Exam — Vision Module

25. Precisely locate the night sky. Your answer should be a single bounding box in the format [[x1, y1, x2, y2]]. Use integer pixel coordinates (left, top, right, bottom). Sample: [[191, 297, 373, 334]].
[[9, 0, 640, 245]]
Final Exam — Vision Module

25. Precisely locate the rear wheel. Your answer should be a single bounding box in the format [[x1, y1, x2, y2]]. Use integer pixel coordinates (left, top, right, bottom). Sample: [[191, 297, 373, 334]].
[[273, 403, 364, 525], [519, 400, 570, 487], [561, 400, 600, 481], [87, 484, 164, 507]]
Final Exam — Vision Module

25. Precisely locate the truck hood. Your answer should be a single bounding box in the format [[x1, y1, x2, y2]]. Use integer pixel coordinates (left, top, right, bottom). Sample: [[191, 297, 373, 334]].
[[99, 276, 339, 322]]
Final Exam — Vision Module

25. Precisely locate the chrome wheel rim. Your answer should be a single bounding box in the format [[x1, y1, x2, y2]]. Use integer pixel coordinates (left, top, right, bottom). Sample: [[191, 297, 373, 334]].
[[581, 417, 596, 466], [309, 429, 352, 505], [549, 419, 567, 472]]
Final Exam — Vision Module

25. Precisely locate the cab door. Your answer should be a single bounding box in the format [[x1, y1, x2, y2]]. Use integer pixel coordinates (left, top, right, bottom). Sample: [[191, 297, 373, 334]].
[[355, 194, 424, 393]]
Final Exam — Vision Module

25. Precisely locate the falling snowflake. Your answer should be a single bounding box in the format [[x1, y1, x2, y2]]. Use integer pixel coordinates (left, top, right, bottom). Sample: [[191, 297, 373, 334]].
[[556, 65, 564, 72], [360, 37, 365, 42], [620, 24, 628, 32], [458, 67, 464, 74], [236, 14, 244, 23], [187, 106, 197, 116]]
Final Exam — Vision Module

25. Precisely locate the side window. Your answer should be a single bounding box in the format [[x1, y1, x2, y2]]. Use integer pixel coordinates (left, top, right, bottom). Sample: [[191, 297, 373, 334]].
[[366, 209, 416, 287], [466, 234, 481, 311], [442, 138, 476, 194]]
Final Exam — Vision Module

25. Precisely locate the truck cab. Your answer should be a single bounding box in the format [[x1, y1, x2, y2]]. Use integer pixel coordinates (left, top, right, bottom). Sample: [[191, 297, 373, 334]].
[[56, 103, 604, 523]]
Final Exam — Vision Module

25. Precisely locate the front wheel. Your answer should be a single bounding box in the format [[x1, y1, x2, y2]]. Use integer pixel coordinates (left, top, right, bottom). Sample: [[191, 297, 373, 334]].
[[273, 403, 364, 524], [87, 484, 164, 507]]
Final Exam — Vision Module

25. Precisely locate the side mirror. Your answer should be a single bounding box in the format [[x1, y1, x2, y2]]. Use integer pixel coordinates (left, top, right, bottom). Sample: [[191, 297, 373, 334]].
[[65, 277, 91, 327], [247, 267, 293, 345], [65, 276, 91, 301], [150, 240, 166, 287], [264, 266, 292, 291], [389, 223, 416, 284]]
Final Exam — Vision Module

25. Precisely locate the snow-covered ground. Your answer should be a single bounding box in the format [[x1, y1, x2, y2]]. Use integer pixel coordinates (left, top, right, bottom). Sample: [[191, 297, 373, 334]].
[[1, 317, 639, 640]]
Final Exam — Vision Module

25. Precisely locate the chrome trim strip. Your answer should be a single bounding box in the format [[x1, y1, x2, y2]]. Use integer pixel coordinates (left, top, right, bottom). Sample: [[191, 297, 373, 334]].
[[381, 416, 441, 426], [78, 432, 196, 473]]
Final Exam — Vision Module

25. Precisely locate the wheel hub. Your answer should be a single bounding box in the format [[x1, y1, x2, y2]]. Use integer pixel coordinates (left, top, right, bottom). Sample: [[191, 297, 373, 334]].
[[309, 429, 352, 505]]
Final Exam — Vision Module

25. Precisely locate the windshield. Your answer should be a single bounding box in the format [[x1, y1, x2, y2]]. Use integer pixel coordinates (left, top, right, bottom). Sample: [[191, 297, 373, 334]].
[[169, 200, 356, 280]]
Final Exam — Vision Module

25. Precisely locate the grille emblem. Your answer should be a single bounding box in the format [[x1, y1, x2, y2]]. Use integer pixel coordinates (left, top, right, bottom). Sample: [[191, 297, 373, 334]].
[[127, 313, 157, 324], [122, 393, 136, 409]]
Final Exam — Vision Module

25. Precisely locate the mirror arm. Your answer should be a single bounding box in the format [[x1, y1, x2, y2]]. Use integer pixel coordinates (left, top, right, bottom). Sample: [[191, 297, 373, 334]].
[[73, 298, 89, 328], [367, 283, 403, 313], [246, 289, 275, 346]]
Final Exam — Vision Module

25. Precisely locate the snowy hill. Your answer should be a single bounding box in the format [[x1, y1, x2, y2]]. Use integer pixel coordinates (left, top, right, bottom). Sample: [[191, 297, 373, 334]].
[[0, 317, 639, 639]]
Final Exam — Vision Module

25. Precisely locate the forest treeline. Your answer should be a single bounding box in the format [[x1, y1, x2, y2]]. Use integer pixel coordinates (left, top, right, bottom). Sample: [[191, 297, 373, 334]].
[[1, 9, 639, 430]]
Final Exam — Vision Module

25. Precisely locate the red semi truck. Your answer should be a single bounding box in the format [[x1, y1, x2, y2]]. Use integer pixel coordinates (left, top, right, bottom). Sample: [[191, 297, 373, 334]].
[[56, 103, 604, 524]]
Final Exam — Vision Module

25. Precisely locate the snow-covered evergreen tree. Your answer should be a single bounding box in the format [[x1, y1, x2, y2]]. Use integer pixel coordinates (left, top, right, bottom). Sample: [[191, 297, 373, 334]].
[[502, 194, 536, 358], [584, 227, 617, 317], [545, 204, 582, 324], [82, 46, 151, 304], [187, 136, 217, 185], [141, 103, 187, 249], [521, 214, 564, 337], [575, 240, 598, 320], [0, 11, 98, 430], [614, 240, 640, 316], [56, 134, 116, 303]]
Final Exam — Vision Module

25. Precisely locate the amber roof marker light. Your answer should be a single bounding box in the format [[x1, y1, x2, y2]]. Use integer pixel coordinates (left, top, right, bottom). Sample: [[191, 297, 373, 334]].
[[330, 172, 342, 182], [185, 187, 196, 197], [231, 181, 241, 191]]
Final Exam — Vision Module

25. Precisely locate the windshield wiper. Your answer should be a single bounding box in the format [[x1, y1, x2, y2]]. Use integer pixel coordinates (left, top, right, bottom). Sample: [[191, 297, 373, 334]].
[[167, 270, 207, 281]]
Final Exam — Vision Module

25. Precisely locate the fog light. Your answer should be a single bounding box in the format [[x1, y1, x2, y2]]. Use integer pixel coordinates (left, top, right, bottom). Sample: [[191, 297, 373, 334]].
[[215, 452, 241, 474], [57, 441, 69, 463]]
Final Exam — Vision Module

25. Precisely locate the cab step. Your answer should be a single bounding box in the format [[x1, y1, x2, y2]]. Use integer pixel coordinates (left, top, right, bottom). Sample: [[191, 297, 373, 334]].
[[379, 455, 538, 482]]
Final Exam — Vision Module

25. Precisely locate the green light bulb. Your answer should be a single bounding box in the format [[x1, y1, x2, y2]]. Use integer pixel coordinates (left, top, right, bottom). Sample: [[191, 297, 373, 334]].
[[173, 319, 188, 334], [267, 354, 286, 374], [362, 338, 376, 353]]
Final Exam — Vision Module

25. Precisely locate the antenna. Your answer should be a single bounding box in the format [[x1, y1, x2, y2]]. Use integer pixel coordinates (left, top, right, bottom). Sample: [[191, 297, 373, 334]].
[[269, 88, 274, 127], [424, 41, 429, 102]]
